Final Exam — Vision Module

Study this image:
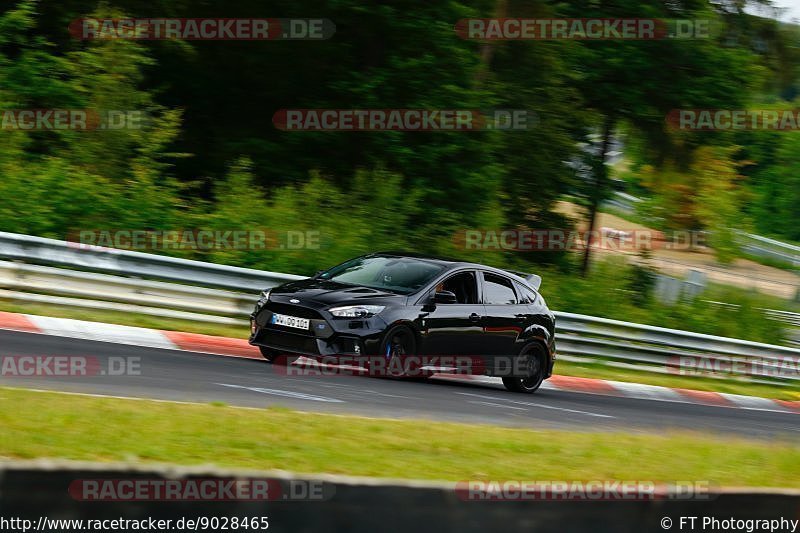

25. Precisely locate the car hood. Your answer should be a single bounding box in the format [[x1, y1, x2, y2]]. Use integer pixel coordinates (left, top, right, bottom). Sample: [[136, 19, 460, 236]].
[[269, 278, 407, 307]]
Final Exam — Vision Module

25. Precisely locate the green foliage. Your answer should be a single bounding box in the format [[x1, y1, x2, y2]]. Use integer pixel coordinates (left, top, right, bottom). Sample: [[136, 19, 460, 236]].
[[747, 133, 800, 241], [634, 146, 746, 263], [627, 253, 657, 305], [204, 162, 428, 274], [564, 0, 763, 166], [0, 2, 188, 238], [693, 147, 743, 263], [618, 7, 799, 245]]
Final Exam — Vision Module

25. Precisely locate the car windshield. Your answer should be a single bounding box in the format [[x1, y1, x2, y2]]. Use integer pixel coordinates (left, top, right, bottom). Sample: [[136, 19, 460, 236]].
[[318, 256, 445, 294]]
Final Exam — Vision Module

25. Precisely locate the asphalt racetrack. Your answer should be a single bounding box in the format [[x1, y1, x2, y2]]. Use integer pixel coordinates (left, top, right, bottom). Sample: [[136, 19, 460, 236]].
[[1, 329, 797, 440]]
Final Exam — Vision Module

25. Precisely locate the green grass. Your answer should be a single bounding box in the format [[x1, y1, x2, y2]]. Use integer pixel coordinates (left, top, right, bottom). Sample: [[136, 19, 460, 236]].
[[2, 299, 798, 400], [1, 387, 798, 487]]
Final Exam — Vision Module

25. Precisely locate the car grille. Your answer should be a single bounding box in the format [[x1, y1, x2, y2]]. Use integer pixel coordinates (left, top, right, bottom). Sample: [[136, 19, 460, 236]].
[[258, 328, 320, 355], [265, 303, 324, 320]]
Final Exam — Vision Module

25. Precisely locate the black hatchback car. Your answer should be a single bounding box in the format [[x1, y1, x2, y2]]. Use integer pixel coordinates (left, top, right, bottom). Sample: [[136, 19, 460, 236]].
[[249, 252, 556, 393]]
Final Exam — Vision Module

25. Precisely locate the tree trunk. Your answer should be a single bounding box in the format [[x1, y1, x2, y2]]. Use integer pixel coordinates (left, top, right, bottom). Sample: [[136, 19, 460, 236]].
[[581, 115, 615, 276], [474, 0, 507, 87]]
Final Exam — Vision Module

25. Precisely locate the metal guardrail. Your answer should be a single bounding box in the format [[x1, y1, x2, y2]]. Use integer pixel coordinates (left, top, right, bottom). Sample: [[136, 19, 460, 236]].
[[0, 260, 251, 325], [1, 231, 798, 383], [0, 231, 303, 291], [764, 309, 800, 327], [0, 261, 253, 315], [601, 191, 642, 214], [737, 231, 800, 268], [555, 311, 800, 383]]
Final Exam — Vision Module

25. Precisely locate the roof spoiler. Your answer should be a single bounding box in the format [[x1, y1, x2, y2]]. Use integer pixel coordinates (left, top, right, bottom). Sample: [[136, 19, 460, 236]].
[[506, 270, 542, 291], [525, 274, 542, 291]]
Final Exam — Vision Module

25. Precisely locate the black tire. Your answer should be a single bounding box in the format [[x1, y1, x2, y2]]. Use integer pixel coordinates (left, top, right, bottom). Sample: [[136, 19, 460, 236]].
[[502, 343, 547, 393], [378, 325, 417, 378], [259, 346, 295, 366]]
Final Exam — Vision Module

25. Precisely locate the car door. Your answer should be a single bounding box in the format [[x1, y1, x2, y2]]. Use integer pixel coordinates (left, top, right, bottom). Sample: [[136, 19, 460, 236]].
[[419, 270, 485, 364], [479, 271, 525, 359]]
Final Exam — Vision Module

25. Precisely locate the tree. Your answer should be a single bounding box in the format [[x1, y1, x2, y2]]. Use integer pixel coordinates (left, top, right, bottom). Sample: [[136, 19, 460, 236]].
[[561, 0, 762, 274], [749, 134, 800, 241]]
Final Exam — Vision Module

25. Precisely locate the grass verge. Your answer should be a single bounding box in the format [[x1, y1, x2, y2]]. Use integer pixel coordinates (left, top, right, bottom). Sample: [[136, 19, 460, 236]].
[[1, 387, 798, 486]]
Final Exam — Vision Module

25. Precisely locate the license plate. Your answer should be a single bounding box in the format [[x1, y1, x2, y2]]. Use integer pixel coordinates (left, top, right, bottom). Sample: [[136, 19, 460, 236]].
[[271, 313, 310, 330]]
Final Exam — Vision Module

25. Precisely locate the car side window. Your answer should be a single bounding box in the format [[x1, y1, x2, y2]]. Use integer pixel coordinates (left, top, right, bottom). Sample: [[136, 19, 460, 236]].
[[436, 271, 478, 304], [482, 273, 517, 305], [514, 282, 538, 304]]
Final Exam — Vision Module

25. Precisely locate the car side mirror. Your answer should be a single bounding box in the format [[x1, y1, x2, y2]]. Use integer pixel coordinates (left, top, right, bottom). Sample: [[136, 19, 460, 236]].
[[433, 290, 458, 304]]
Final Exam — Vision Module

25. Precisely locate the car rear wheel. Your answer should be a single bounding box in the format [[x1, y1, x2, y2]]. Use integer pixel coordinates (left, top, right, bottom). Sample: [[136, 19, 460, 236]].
[[502, 343, 546, 393]]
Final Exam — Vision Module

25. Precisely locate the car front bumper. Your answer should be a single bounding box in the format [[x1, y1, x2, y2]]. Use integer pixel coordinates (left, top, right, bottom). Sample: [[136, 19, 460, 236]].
[[249, 303, 387, 358]]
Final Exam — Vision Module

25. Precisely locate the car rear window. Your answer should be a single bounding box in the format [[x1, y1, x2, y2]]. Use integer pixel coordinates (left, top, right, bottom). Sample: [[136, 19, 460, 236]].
[[482, 273, 517, 304]]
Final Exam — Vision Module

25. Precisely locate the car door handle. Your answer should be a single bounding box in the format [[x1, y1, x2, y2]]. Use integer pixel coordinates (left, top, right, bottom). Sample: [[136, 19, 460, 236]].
[[469, 313, 481, 322]]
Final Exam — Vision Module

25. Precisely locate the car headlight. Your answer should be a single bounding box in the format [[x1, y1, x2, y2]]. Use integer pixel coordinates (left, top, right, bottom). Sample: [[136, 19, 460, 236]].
[[329, 305, 385, 318]]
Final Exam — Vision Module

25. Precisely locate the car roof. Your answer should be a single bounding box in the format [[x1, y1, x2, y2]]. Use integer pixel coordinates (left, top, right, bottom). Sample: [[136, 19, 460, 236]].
[[370, 251, 534, 288], [373, 250, 463, 264]]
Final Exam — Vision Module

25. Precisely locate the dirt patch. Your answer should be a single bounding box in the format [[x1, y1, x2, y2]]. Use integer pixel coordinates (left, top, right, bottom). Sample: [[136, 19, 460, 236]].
[[555, 201, 799, 299]]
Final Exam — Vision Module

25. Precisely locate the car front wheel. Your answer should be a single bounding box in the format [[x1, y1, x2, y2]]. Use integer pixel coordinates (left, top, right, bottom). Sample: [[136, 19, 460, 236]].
[[378, 325, 417, 378]]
